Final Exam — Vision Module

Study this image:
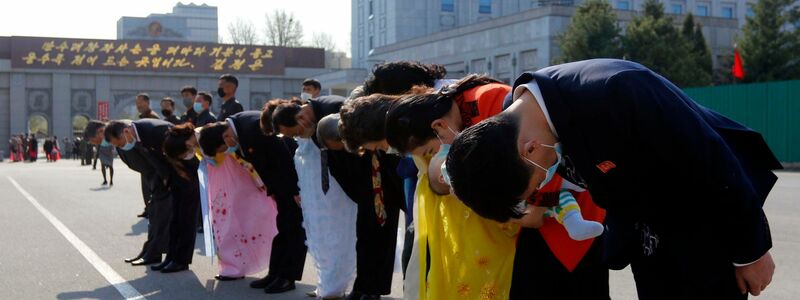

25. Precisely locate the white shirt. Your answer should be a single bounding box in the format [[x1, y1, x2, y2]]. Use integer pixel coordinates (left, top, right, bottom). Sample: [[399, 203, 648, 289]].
[[512, 79, 558, 138], [225, 118, 239, 139], [131, 123, 141, 142]]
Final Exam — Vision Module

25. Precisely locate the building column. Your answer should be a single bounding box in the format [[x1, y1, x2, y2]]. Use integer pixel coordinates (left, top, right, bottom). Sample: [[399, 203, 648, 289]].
[[9, 73, 25, 136], [52, 73, 70, 139], [238, 76, 251, 110]]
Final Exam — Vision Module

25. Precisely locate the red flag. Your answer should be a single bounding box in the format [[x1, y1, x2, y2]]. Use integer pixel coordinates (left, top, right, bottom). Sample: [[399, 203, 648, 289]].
[[732, 47, 745, 80]]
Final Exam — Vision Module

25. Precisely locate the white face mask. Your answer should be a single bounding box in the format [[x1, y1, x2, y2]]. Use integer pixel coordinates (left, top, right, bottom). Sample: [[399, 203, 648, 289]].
[[300, 92, 312, 101]]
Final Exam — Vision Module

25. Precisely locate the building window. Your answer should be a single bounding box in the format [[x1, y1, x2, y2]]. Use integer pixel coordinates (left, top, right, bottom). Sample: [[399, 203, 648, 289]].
[[442, 0, 455, 12], [721, 6, 734, 18], [746, 7, 754, 17], [479, 0, 492, 13], [368, 0, 374, 17], [671, 4, 683, 14], [369, 36, 374, 50], [617, 0, 630, 10], [696, 5, 709, 16]]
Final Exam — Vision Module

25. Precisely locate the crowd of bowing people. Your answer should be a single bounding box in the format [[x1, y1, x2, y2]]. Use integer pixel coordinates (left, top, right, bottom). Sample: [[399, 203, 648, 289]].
[[80, 59, 778, 300]]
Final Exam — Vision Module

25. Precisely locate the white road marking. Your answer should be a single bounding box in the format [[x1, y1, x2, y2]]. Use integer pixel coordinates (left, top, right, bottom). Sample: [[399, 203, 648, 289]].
[[8, 176, 146, 300]]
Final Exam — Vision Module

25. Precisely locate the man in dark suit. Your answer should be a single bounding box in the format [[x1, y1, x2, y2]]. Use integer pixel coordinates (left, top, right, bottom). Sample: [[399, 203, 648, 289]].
[[135, 93, 160, 218], [198, 111, 306, 292], [160, 97, 181, 125], [179, 86, 199, 125], [218, 74, 244, 120], [85, 119, 174, 267], [446, 59, 779, 299], [194, 92, 218, 127]]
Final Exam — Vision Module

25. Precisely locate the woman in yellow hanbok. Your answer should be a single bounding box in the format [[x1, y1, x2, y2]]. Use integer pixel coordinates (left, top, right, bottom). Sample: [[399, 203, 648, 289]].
[[382, 76, 521, 300], [413, 153, 520, 300]]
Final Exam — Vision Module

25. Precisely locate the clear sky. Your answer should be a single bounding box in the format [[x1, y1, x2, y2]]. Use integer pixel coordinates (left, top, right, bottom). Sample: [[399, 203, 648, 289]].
[[0, 0, 352, 54]]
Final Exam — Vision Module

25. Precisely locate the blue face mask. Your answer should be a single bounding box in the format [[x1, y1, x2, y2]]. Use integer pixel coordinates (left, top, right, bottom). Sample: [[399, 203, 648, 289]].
[[225, 143, 239, 154], [521, 143, 562, 189], [193, 102, 204, 112], [100, 139, 110, 147], [433, 143, 450, 162], [120, 134, 136, 151]]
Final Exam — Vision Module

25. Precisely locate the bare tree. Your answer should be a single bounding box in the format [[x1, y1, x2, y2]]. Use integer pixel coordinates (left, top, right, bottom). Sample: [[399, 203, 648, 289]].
[[311, 32, 337, 51], [227, 18, 260, 45], [264, 10, 304, 47]]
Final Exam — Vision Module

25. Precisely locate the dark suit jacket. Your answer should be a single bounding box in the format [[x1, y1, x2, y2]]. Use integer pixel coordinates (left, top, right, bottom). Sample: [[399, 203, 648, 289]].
[[117, 119, 174, 192], [219, 98, 244, 121], [180, 109, 198, 126], [228, 111, 300, 198], [163, 114, 181, 125], [514, 59, 781, 267], [327, 150, 405, 212], [196, 110, 217, 127]]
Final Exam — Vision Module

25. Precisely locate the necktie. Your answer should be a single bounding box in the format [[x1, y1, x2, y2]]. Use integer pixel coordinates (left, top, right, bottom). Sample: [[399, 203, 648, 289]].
[[371, 152, 387, 226], [320, 149, 330, 194]]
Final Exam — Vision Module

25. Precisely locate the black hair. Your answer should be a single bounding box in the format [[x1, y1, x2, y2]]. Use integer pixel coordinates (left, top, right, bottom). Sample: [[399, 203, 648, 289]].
[[197, 91, 213, 106], [136, 93, 150, 101], [164, 123, 196, 179], [219, 74, 239, 87], [161, 97, 175, 108], [446, 113, 531, 223], [261, 99, 303, 135], [339, 93, 399, 152], [180, 86, 198, 96], [104, 120, 132, 142], [302, 78, 321, 90], [363, 61, 447, 95], [84, 120, 107, 140], [385, 74, 501, 153], [198, 122, 228, 157], [271, 102, 302, 130]]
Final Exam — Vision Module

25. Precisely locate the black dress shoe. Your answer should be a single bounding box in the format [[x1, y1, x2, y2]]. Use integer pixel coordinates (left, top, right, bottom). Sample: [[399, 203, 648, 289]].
[[137, 212, 148, 218], [264, 277, 295, 294], [124, 254, 143, 263], [214, 274, 244, 281], [359, 295, 381, 300], [249, 274, 275, 289], [345, 291, 363, 300], [150, 260, 171, 271], [130, 258, 161, 266], [160, 262, 188, 273]]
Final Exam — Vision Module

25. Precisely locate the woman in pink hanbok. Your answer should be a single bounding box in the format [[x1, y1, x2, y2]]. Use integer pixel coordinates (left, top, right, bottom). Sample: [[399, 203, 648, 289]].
[[171, 125, 279, 281], [205, 152, 279, 280]]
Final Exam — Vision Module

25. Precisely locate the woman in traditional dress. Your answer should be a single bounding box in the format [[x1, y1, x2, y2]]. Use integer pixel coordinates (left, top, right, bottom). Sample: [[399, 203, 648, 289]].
[[197, 125, 279, 281]]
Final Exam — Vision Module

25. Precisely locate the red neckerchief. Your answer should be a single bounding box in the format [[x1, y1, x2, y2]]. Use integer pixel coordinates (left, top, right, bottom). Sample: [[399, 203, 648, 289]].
[[371, 152, 387, 226]]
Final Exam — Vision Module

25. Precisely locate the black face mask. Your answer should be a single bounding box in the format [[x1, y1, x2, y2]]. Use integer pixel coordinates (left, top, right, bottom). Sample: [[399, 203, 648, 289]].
[[217, 87, 226, 98], [161, 109, 172, 117]]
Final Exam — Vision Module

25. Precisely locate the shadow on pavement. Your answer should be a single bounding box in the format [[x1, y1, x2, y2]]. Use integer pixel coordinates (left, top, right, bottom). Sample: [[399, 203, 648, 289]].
[[125, 219, 148, 237]]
